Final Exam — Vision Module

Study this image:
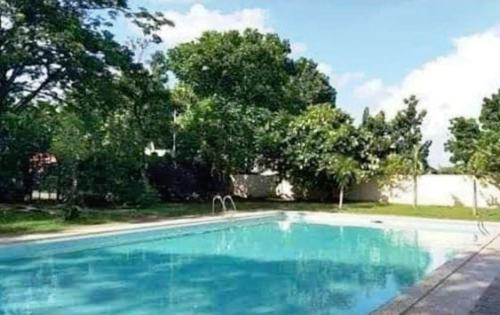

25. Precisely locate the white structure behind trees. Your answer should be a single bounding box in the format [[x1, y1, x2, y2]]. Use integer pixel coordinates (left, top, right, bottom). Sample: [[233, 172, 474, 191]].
[[231, 174, 500, 208]]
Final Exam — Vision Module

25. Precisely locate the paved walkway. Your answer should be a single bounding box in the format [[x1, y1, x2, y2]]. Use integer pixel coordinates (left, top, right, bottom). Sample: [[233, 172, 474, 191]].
[[374, 233, 500, 315], [471, 275, 500, 315]]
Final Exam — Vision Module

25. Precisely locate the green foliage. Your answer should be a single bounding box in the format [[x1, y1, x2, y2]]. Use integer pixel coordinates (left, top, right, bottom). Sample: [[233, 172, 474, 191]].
[[444, 90, 499, 213], [358, 108, 392, 176], [0, 0, 170, 115], [390, 95, 428, 156], [321, 155, 362, 190], [167, 29, 335, 113], [280, 104, 360, 195], [178, 96, 270, 176], [286, 58, 336, 109], [168, 29, 292, 111], [479, 90, 500, 131], [255, 112, 293, 175], [381, 143, 430, 178], [359, 97, 431, 178], [166, 28, 337, 185], [380, 154, 412, 178], [445, 117, 480, 168], [446, 90, 500, 175], [0, 108, 56, 201], [47, 66, 170, 206]]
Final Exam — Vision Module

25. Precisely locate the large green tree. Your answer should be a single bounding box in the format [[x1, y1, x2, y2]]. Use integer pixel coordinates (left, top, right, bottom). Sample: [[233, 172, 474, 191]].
[[286, 57, 336, 110], [0, 0, 170, 115], [368, 96, 432, 208], [358, 107, 393, 176], [446, 90, 500, 214], [51, 77, 169, 207], [390, 95, 428, 157], [178, 96, 270, 183], [0, 107, 56, 201], [445, 117, 481, 168], [279, 104, 360, 201], [167, 29, 337, 188], [167, 29, 335, 113]]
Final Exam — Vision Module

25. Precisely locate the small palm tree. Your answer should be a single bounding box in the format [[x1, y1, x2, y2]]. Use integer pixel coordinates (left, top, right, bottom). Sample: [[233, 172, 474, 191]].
[[381, 143, 429, 209], [410, 144, 426, 209], [468, 149, 490, 216], [323, 155, 362, 209]]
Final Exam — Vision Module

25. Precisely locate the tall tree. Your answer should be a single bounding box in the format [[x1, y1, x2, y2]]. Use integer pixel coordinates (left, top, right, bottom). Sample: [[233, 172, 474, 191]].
[[0, 0, 171, 115], [0, 107, 55, 201], [178, 96, 270, 185], [390, 95, 428, 157], [358, 107, 392, 176], [445, 117, 481, 168], [280, 104, 360, 201], [167, 28, 337, 189], [167, 29, 336, 113], [286, 57, 336, 110], [479, 90, 500, 131], [445, 90, 500, 214]]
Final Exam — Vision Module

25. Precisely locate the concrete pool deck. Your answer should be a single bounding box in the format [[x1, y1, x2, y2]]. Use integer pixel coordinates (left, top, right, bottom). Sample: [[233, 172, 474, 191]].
[[1, 211, 500, 314], [0, 211, 281, 245]]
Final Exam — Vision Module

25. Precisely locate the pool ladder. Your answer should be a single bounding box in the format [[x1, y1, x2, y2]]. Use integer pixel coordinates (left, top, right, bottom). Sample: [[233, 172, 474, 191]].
[[212, 194, 237, 215]]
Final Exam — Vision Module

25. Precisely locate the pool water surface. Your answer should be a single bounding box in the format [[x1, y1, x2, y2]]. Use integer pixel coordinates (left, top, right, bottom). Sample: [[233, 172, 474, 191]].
[[0, 216, 475, 315]]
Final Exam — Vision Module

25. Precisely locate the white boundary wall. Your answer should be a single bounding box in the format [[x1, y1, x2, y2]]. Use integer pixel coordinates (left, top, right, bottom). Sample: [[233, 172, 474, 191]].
[[349, 175, 499, 208], [231, 174, 277, 199], [232, 174, 500, 208]]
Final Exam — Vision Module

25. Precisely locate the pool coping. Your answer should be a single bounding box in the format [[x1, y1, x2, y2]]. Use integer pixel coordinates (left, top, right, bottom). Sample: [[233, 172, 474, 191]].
[[1, 210, 499, 314], [371, 233, 500, 315], [0, 211, 282, 246], [3, 210, 500, 246]]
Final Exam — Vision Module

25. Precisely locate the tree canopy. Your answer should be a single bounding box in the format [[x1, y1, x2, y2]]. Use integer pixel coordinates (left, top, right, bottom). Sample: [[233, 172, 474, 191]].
[[0, 0, 170, 114], [167, 29, 335, 113], [1, 12, 445, 208], [446, 90, 500, 175]]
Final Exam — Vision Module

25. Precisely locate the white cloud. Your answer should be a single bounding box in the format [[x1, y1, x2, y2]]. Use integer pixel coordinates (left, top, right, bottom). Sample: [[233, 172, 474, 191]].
[[353, 78, 394, 103], [318, 63, 366, 90], [155, 4, 272, 47], [334, 72, 366, 90], [317, 63, 333, 77], [290, 42, 307, 57], [357, 27, 500, 166]]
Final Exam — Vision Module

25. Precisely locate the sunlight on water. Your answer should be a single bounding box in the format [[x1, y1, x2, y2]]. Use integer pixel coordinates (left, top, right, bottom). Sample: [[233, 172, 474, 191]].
[[0, 220, 475, 315]]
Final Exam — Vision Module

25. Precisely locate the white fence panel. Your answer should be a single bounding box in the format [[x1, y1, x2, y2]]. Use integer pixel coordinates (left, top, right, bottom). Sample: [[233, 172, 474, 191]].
[[231, 174, 500, 208]]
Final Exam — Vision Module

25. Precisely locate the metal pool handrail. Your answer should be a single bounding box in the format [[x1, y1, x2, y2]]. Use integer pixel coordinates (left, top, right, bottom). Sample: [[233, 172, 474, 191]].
[[212, 194, 225, 215], [212, 194, 237, 215], [223, 195, 237, 212]]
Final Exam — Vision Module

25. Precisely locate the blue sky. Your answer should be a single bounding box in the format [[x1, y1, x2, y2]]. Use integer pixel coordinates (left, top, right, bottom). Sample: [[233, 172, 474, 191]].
[[119, 0, 500, 166]]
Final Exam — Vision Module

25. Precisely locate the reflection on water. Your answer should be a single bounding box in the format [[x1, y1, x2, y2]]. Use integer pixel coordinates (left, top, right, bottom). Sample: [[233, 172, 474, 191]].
[[0, 222, 463, 315]]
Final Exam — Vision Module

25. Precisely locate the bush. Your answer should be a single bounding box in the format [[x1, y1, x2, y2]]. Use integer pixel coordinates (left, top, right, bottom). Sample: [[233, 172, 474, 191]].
[[148, 160, 226, 201]]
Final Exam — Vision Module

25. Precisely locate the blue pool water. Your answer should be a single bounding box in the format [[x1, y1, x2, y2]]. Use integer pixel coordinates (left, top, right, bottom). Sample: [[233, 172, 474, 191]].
[[0, 217, 466, 315]]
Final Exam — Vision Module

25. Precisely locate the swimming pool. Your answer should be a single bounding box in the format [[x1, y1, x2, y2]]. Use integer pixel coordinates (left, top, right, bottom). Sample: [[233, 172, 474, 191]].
[[0, 213, 481, 315]]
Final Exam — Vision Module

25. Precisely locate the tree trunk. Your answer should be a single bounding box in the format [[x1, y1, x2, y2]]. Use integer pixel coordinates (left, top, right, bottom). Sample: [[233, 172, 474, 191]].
[[172, 109, 177, 167], [70, 163, 78, 204], [473, 177, 478, 216], [338, 186, 344, 209], [412, 175, 418, 209], [141, 152, 148, 187]]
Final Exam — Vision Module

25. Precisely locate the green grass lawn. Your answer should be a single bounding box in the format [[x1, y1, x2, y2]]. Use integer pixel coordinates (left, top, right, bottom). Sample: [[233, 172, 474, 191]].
[[1, 201, 499, 236]]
